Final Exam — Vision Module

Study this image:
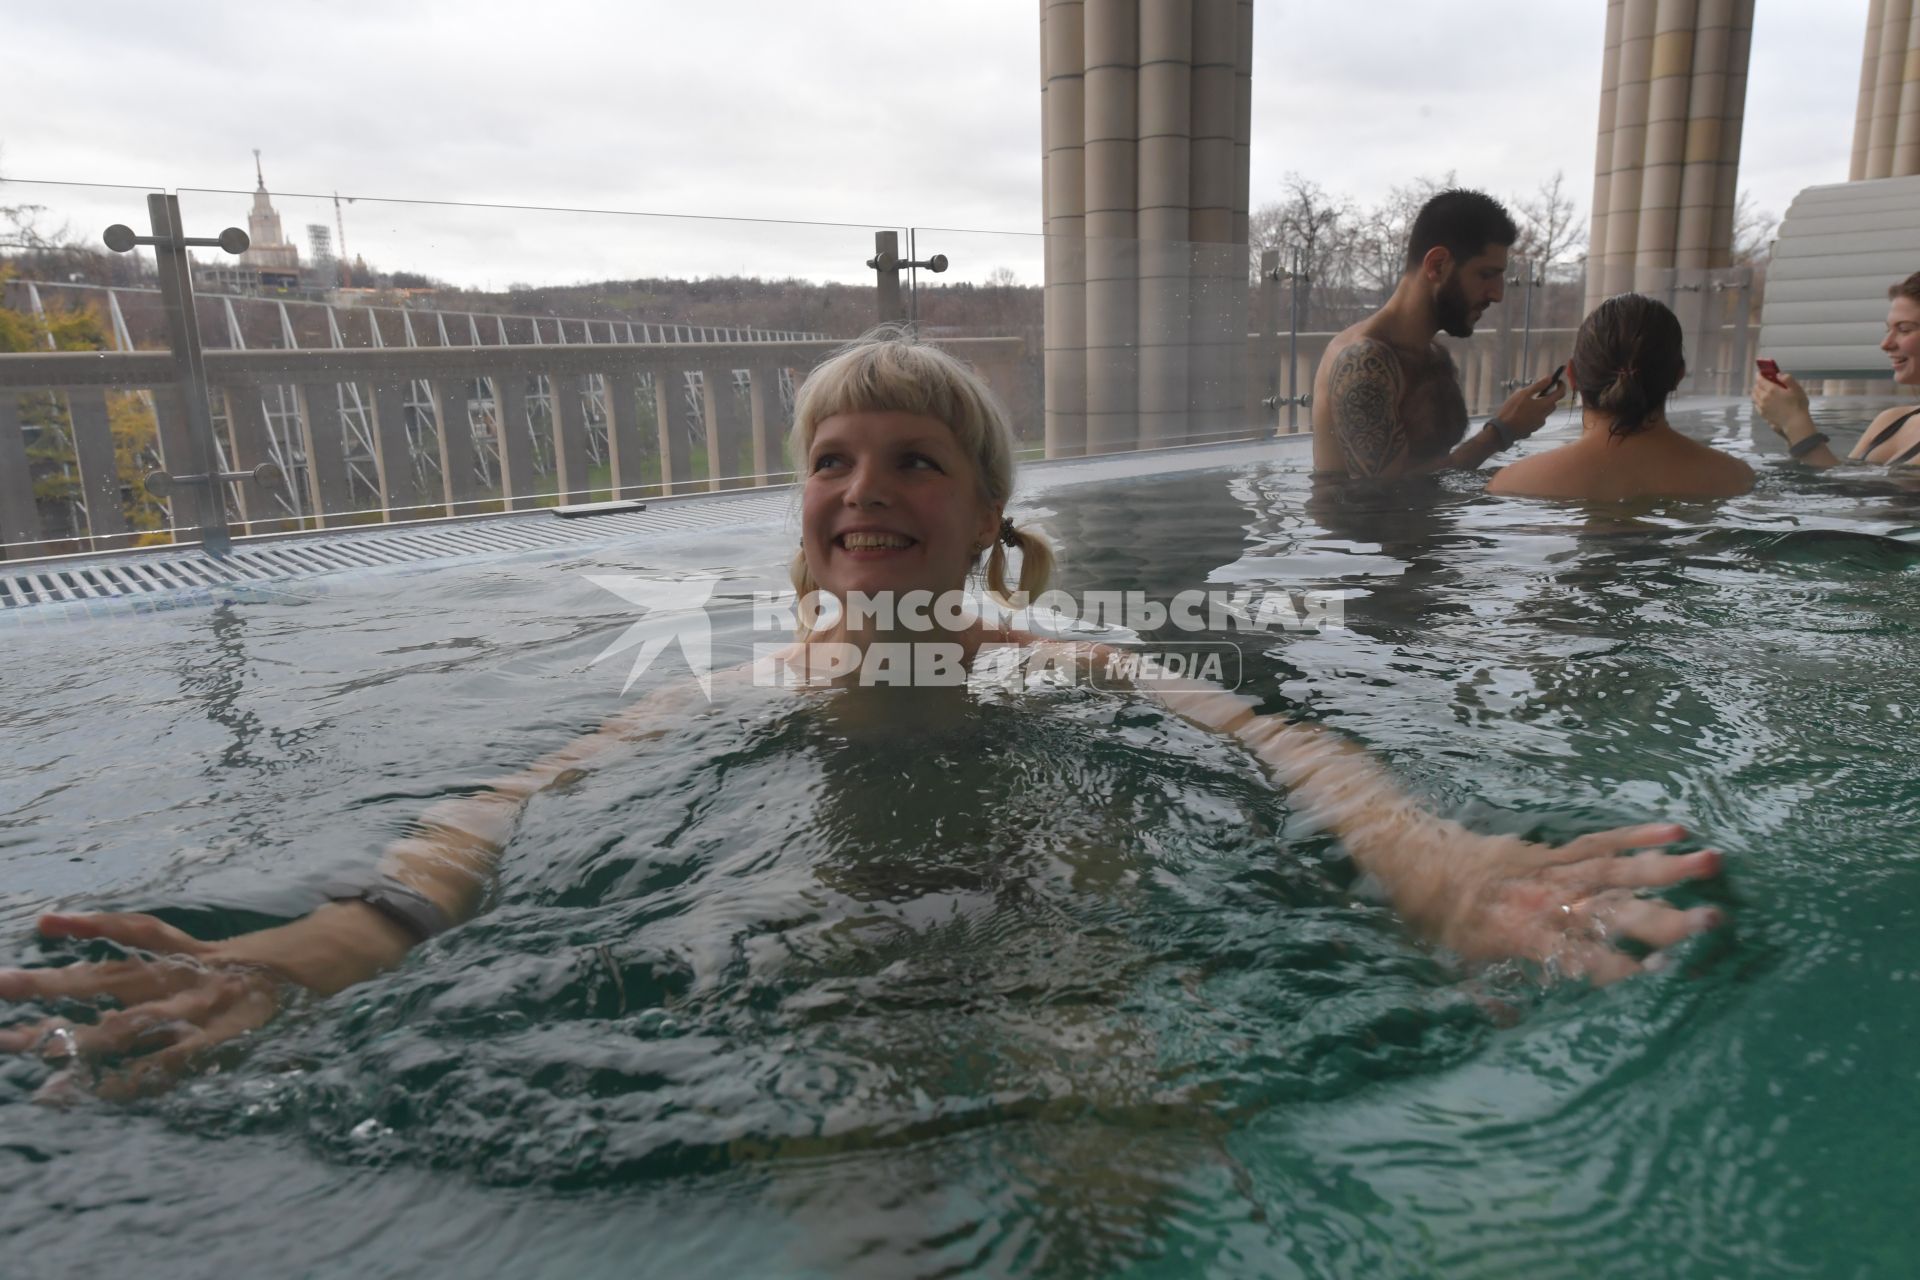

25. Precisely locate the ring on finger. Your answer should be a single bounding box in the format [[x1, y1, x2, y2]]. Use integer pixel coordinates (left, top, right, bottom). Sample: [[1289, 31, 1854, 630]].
[[38, 1026, 79, 1062]]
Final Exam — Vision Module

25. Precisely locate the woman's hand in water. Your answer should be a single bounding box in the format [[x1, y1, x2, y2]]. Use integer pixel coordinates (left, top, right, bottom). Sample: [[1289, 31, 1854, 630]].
[[1751, 371, 1813, 437], [1379, 821, 1725, 983], [0, 904, 412, 1098]]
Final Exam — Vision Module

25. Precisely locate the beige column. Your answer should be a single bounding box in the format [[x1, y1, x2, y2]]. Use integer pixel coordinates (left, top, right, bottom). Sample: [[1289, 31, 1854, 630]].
[[1186, 0, 1238, 445], [1842, 0, 1920, 182], [1674, 0, 1731, 272], [1586, 0, 1751, 304], [1600, 0, 1657, 299], [1041, 0, 1252, 456], [1854, 0, 1888, 180], [1892, 5, 1920, 175], [1866, 0, 1915, 178], [1631, 0, 1697, 295], [1136, 0, 1191, 447], [1083, 0, 1140, 454], [1588, 0, 1627, 312], [1707, 0, 1753, 267], [1041, 0, 1089, 457], [1229, 0, 1253, 435]]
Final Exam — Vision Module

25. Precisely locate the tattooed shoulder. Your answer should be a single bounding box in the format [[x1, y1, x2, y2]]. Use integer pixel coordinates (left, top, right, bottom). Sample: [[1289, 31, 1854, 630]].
[[1326, 340, 1407, 475]]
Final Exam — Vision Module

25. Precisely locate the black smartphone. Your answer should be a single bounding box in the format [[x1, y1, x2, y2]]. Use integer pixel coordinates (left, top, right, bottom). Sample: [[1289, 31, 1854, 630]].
[[1534, 366, 1566, 398]]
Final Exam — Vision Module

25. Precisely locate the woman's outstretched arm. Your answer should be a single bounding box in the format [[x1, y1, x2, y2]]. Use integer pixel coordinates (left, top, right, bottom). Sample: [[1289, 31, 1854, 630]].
[[1033, 640, 1724, 981], [0, 680, 707, 1095]]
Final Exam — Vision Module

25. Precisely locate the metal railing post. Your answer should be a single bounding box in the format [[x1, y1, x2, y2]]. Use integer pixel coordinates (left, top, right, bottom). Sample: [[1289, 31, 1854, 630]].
[[1259, 249, 1281, 435], [871, 231, 905, 326], [1663, 267, 1707, 394], [872, 232, 948, 330], [1723, 267, 1754, 396], [1517, 261, 1536, 383], [111, 195, 250, 556], [1287, 249, 1304, 433]]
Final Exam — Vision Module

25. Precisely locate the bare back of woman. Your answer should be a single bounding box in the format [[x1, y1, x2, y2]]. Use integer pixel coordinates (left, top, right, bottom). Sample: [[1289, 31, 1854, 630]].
[[1490, 293, 1753, 502]]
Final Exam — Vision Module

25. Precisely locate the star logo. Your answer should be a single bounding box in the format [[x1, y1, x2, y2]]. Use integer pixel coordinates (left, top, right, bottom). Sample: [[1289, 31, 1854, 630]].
[[585, 574, 721, 698]]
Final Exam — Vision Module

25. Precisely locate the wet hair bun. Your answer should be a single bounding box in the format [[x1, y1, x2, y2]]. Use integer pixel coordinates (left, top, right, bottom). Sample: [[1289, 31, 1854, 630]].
[[1571, 294, 1685, 437]]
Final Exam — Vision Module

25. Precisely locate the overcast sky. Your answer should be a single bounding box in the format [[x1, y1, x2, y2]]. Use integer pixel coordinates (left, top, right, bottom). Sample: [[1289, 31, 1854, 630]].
[[0, 0, 1869, 292]]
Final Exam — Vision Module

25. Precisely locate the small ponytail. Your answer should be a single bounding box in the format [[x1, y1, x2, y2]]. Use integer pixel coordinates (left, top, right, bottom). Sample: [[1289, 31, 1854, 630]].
[[985, 521, 1055, 610], [789, 546, 820, 640]]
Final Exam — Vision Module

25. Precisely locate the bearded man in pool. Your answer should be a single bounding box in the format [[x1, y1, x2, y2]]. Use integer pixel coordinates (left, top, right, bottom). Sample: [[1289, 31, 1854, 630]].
[[1312, 189, 1565, 479], [0, 334, 1726, 1096]]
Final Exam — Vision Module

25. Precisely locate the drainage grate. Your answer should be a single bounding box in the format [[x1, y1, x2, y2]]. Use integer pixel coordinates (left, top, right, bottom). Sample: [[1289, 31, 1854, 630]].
[[0, 490, 795, 610], [0, 434, 1306, 610]]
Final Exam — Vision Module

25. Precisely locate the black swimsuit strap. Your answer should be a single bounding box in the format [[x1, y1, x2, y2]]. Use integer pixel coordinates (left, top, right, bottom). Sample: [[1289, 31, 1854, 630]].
[[1864, 406, 1920, 454]]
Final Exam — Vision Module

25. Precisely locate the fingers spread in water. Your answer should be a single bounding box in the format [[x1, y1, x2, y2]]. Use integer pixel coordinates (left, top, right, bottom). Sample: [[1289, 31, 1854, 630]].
[[1555, 823, 1689, 862], [0, 1020, 82, 1061], [0, 957, 208, 1008], [59, 986, 230, 1059], [91, 990, 278, 1101], [1589, 898, 1724, 951], [1572, 847, 1722, 890], [1554, 942, 1643, 987], [0, 970, 274, 1067], [37, 913, 206, 958]]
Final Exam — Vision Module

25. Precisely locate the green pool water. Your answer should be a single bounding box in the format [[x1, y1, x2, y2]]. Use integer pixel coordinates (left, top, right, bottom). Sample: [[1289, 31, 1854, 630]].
[[2, 400, 1917, 1278]]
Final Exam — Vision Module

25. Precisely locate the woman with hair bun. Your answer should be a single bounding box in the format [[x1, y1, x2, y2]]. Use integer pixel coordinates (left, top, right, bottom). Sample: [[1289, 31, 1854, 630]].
[[1753, 270, 1920, 468], [1489, 293, 1753, 500]]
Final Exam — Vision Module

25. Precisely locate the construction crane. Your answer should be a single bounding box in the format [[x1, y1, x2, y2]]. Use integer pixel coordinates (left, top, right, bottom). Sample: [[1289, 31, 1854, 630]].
[[334, 192, 353, 287]]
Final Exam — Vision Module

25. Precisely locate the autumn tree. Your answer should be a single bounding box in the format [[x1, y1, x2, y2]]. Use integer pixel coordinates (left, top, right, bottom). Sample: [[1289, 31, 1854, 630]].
[[1, 266, 168, 547]]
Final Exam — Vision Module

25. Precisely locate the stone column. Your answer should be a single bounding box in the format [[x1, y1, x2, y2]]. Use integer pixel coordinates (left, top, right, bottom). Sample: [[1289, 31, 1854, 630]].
[[1585, 0, 1752, 305], [1852, 0, 1920, 179], [1040, 0, 1252, 457], [1587, 0, 1627, 314], [1041, 0, 1089, 457]]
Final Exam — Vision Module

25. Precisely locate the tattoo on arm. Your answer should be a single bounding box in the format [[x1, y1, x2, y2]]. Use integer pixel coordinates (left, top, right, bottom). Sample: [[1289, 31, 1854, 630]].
[[1327, 340, 1408, 477]]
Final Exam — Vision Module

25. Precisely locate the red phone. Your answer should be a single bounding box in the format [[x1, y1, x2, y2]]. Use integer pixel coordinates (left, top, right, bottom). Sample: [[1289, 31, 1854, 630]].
[[1757, 358, 1785, 386]]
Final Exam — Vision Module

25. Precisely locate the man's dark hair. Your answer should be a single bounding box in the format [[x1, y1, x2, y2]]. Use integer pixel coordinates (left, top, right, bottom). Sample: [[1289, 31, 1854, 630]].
[[1403, 189, 1518, 274]]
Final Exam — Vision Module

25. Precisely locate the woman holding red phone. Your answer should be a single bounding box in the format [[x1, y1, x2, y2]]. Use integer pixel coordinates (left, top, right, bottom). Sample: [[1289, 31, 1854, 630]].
[[1753, 271, 1920, 468]]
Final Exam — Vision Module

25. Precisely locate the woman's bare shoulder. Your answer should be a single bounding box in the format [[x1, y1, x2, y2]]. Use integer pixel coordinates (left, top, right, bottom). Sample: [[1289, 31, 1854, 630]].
[[1868, 403, 1919, 430], [1693, 447, 1755, 496], [1486, 447, 1576, 496]]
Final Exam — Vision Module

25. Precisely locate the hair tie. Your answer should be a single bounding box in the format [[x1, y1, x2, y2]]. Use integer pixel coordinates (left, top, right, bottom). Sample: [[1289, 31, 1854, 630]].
[[1615, 365, 1638, 378], [999, 517, 1018, 548]]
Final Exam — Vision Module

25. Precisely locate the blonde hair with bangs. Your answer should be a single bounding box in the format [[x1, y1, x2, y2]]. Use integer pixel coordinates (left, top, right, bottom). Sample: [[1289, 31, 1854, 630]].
[[788, 328, 1053, 633]]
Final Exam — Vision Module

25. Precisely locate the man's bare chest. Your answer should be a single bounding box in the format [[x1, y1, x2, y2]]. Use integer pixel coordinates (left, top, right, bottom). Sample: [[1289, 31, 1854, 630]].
[[1397, 359, 1469, 457]]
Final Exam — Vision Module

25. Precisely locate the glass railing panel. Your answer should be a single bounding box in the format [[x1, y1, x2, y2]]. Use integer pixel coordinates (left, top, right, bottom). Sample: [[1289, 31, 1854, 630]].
[[172, 187, 904, 537], [883, 227, 1047, 460], [0, 179, 191, 564]]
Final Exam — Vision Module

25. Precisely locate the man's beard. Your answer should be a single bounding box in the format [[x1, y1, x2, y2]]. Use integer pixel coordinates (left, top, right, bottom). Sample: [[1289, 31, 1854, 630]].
[[1436, 275, 1476, 338]]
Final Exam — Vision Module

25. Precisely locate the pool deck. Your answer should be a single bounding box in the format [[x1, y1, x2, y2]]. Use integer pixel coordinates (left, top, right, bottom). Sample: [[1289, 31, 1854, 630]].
[[1, 432, 1315, 611]]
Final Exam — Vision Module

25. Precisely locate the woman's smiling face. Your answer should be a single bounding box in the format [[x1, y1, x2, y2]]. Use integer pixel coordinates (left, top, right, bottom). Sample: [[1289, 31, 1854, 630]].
[[1885, 295, 1920, 384], [801, 410, 1001, 606]]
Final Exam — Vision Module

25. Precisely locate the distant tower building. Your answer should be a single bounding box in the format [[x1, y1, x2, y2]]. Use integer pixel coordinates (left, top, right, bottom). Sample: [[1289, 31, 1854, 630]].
[[307, 223, 335, 274], [1851, 1, 1920, 180], [240, 150, 301, 280]]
